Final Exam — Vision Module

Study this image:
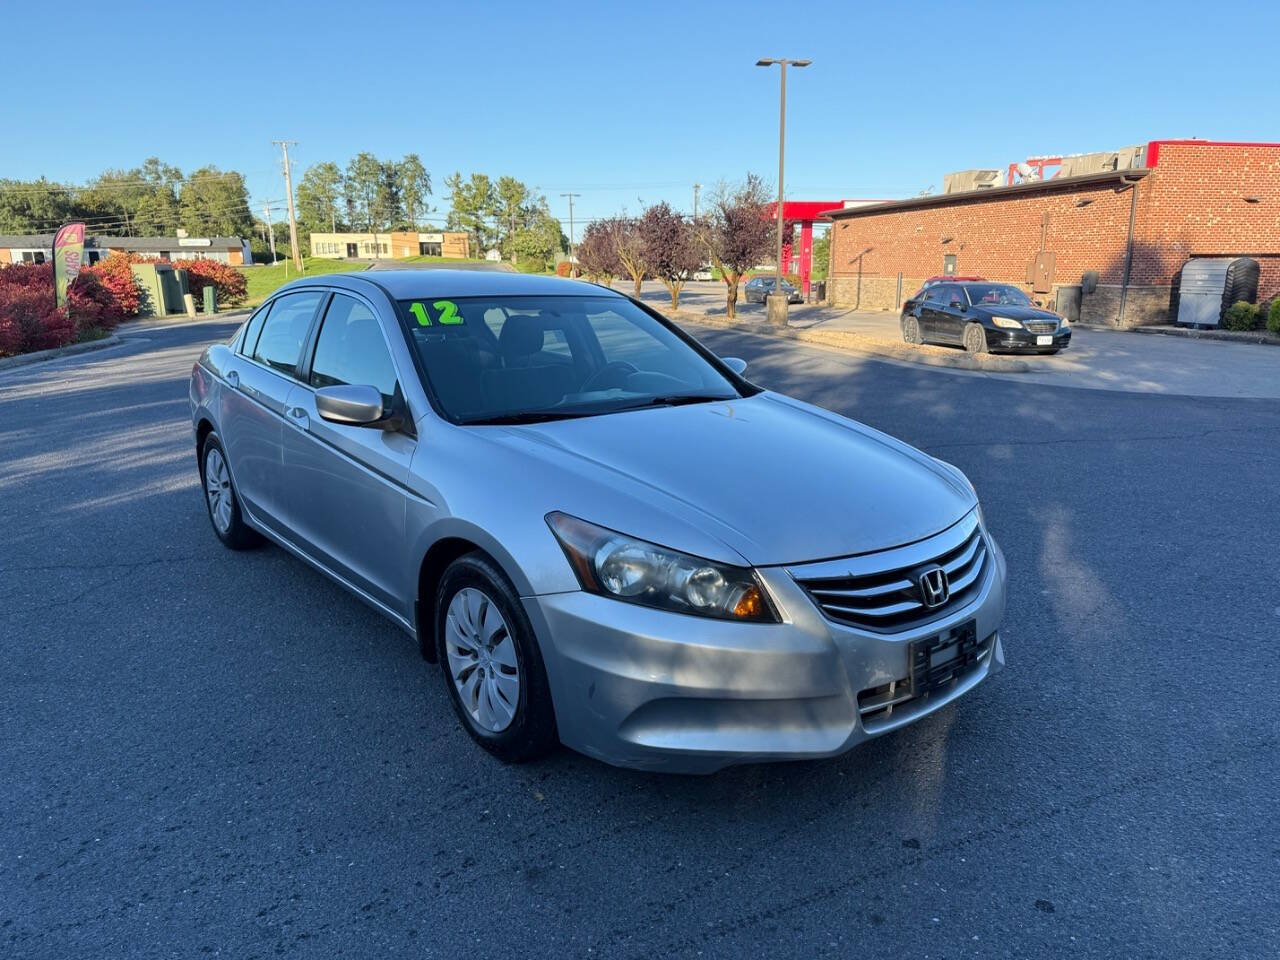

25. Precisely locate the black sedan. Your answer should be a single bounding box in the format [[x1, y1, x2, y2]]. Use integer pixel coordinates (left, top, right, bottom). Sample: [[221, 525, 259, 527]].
[[900, 281, 1070, 354], [744, 276, 803, 304]]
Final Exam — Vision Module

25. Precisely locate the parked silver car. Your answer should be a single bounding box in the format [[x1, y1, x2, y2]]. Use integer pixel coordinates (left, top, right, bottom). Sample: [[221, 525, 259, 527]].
[[190, 271, 1006, 772]]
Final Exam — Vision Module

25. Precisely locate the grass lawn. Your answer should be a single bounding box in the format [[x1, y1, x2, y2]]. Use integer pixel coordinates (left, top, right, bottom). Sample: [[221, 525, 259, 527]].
[[237, 258, 370, 306]]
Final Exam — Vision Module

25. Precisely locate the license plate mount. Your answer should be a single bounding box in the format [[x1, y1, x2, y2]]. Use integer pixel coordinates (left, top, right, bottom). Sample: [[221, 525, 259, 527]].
[[1036, 334, 1053, 345], [909, 620, 979, 696]]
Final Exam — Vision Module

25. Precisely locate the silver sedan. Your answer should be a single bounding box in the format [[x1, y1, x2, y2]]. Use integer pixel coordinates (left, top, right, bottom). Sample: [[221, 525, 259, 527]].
[[190, 270, 1006, 772]]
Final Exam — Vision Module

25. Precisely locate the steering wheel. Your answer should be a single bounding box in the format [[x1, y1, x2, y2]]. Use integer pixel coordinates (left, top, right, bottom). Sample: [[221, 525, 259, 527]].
[[580, 361, 638, 393]]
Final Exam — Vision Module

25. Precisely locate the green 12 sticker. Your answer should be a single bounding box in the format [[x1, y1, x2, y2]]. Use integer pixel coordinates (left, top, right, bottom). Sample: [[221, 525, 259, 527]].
[[409, 300, 462, 326]]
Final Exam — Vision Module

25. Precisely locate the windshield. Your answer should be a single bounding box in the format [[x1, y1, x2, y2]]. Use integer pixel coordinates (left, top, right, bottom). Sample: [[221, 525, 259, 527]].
[[963, 283, 1033, 307], [399, 295, 742, 424]]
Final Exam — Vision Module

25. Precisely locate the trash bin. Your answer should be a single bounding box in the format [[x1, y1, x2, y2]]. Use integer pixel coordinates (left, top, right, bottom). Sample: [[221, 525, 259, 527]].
[[814, 280, 827, 303], [202, 286, 217, 314]]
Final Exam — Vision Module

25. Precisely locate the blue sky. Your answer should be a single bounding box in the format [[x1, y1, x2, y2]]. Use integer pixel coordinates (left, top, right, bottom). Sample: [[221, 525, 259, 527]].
[[3, 0, 1277, 232]]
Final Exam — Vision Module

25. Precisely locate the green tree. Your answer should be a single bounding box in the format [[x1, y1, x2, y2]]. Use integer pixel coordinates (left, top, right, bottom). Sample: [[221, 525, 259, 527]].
[[810, 229, 831, 282], [345, 152, 384, 232], [494, 176, 533, 262], [83, 158, 184, 235], [0, 178, 76, 234], [296, 161, 346, 235], [445, 172, 497, 253], [511, 202, 563, 268], [397, 154, 432, 230], [179, 165, 252, 237]]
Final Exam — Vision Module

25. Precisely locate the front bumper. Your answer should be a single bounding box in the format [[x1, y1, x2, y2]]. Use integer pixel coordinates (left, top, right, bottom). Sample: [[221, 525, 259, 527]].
[[987, 326, 1071, 354], [524, 533, 1008, 773]]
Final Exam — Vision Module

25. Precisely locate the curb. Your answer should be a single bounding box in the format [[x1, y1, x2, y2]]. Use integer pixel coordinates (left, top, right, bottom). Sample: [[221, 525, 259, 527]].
[[666, 311, 1031, 373], [1120, 324, 1280, 347], [0, 334, 123, 372]]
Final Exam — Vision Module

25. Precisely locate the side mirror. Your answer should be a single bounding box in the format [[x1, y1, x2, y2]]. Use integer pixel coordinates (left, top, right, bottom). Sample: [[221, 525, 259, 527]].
[[1034, 299, 1043, 307], [722, 356, 748, 376], [315, 384, 385, 426], [951, 300, 966, 311]]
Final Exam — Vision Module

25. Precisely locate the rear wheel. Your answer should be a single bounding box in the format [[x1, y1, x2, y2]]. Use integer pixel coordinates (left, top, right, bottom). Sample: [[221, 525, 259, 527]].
[[200, 433, 261, 550], [963, 323, 989, 354], [436, 553, 557, 763], [901, 314, 923, 345]]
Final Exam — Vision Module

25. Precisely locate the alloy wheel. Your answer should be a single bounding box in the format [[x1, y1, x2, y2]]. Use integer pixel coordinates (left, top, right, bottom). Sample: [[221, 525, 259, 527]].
[[445, 587, 520, 733], [204, 447, 233, 534]]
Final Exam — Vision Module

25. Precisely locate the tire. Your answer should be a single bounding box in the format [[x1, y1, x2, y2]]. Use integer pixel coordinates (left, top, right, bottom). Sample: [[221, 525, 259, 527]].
[[200, 432, 262, 550], [963, 323, 989, 355], [436, 552, 557, 763], [901, 314, 923, 345]]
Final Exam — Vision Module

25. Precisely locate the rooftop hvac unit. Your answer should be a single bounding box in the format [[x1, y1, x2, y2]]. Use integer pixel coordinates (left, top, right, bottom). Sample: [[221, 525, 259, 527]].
[[943, 170, 1001, 194], [1176, 257, 1260, 328]]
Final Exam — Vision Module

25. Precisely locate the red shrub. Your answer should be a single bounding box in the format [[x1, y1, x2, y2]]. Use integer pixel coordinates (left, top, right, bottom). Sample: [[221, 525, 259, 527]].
[[83, 253, 143, 318], [174, 258, 247, 309], [0, 278, 73, 356]]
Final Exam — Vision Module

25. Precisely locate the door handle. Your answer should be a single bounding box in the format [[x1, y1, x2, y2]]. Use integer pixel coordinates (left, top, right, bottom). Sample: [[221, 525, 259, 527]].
[[225, 369, 239, 388], [287, 407, 309, 429]]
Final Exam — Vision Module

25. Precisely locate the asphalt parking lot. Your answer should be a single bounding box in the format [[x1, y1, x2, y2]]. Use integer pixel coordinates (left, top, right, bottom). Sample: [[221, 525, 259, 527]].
[[3, 317, 1278, 959]]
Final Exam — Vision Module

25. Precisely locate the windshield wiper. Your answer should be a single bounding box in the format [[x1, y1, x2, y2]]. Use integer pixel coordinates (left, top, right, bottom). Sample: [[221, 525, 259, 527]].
[[461, 410, 599, 425], [613, 393, 731, 411]]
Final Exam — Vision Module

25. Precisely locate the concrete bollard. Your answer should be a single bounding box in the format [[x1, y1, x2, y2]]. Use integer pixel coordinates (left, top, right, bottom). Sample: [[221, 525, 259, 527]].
[[183, 293, 197, 318]]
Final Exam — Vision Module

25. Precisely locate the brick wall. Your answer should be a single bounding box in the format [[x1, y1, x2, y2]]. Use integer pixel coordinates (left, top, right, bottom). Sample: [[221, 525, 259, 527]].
[[828, 141, 1280, 325]]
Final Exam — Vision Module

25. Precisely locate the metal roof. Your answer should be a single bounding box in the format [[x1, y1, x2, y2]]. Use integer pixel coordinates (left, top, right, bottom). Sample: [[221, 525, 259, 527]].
[[821, 168, 1152, 220]]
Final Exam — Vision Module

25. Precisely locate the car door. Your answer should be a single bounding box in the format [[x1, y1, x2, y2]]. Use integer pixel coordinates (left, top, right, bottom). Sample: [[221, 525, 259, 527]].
[[218, 290, 325, 530], [916, 286, 945, 340], [933, 284, 968, 345], [279, 291, 418, 616]]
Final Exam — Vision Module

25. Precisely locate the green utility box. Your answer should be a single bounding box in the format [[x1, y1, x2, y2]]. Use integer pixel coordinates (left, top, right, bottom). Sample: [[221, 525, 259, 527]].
[[202, 285, 217, 314], [130, 263, 191, 317]]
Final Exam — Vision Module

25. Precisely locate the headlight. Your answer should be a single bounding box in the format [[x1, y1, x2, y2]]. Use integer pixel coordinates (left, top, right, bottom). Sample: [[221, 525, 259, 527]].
[[991, 316, 1023, 329], [546, 512, 778, 622]]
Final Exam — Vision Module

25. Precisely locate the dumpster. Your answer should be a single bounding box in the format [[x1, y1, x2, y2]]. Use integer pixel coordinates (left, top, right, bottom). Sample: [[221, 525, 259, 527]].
[[1176, 257, 1260, 328]]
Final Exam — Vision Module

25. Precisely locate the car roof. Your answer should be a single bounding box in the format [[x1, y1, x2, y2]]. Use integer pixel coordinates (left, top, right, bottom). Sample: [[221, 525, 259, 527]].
[[275, 269, 624, 301]]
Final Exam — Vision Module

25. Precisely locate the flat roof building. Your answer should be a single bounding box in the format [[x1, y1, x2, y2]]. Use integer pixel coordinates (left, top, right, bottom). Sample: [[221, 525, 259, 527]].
[[310, 231, 472, 261], [0, 234, 251, 267], [823, 140, 1280, 326]]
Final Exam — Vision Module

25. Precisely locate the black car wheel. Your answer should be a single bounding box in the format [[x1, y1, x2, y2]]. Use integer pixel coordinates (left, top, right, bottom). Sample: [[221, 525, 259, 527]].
[[963, 323, 988, 354], [200, 433, 262, 550], [436, 552, 558, 763], [901, 315, 922, 345]]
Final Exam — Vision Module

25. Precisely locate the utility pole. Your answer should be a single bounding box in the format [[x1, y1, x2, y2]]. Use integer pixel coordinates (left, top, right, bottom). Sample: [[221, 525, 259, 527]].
[[560, 192, 580, 276], [756, 57, 811, 324], [272, 139, 303, 272], [263, 203, 277, 265], [692, 182, 701, 221]]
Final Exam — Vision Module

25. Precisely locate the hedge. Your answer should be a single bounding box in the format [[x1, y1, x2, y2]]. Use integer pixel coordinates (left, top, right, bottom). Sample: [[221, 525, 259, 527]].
[[0, 259, 141, 358]]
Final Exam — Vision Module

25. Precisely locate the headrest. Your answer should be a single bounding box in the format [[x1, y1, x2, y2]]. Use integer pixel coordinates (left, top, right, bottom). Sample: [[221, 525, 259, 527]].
[[499, 320, 545, 357]]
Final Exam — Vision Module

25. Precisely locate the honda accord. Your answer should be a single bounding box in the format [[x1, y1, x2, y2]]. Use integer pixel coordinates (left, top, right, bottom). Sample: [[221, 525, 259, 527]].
[[190, 271, 1007, 772]]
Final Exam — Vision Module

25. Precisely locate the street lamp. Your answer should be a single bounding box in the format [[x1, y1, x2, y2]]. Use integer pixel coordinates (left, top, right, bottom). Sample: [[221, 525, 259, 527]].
[[757, 57, 811, 324]]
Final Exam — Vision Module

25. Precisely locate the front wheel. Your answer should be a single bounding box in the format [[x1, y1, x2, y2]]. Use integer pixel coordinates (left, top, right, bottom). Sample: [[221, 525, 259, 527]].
[[963, 323, 989, 354], [436, 553, 557, 763]]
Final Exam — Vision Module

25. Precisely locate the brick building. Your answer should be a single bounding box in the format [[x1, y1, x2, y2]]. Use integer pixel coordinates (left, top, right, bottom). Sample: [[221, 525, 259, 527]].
[[824, 140, 1280, 325]]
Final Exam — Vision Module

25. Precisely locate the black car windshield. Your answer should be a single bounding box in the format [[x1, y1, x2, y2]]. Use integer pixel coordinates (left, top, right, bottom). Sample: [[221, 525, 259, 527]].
[[399, 295, 743, 424], [963, 283, 1033, 307]]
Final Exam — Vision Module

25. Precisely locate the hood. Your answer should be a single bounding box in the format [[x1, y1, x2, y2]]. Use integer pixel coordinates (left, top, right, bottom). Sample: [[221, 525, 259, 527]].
[[487, 393, 975, 566], [971, 303, 1060, 321]]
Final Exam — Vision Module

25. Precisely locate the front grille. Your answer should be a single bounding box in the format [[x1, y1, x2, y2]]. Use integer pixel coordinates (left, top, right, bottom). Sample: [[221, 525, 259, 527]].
[[788, 514, 988, 633], [1024, 320, 1057, 334]]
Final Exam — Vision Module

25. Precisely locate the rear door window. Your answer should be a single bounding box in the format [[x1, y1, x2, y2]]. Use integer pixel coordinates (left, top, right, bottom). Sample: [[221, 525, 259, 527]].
[[239, 302, 272, 356], [253, 291, 324, 376]]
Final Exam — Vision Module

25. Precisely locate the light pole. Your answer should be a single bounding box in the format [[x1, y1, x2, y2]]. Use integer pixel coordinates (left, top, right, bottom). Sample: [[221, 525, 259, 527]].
[[756, 57, 810, 324]]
